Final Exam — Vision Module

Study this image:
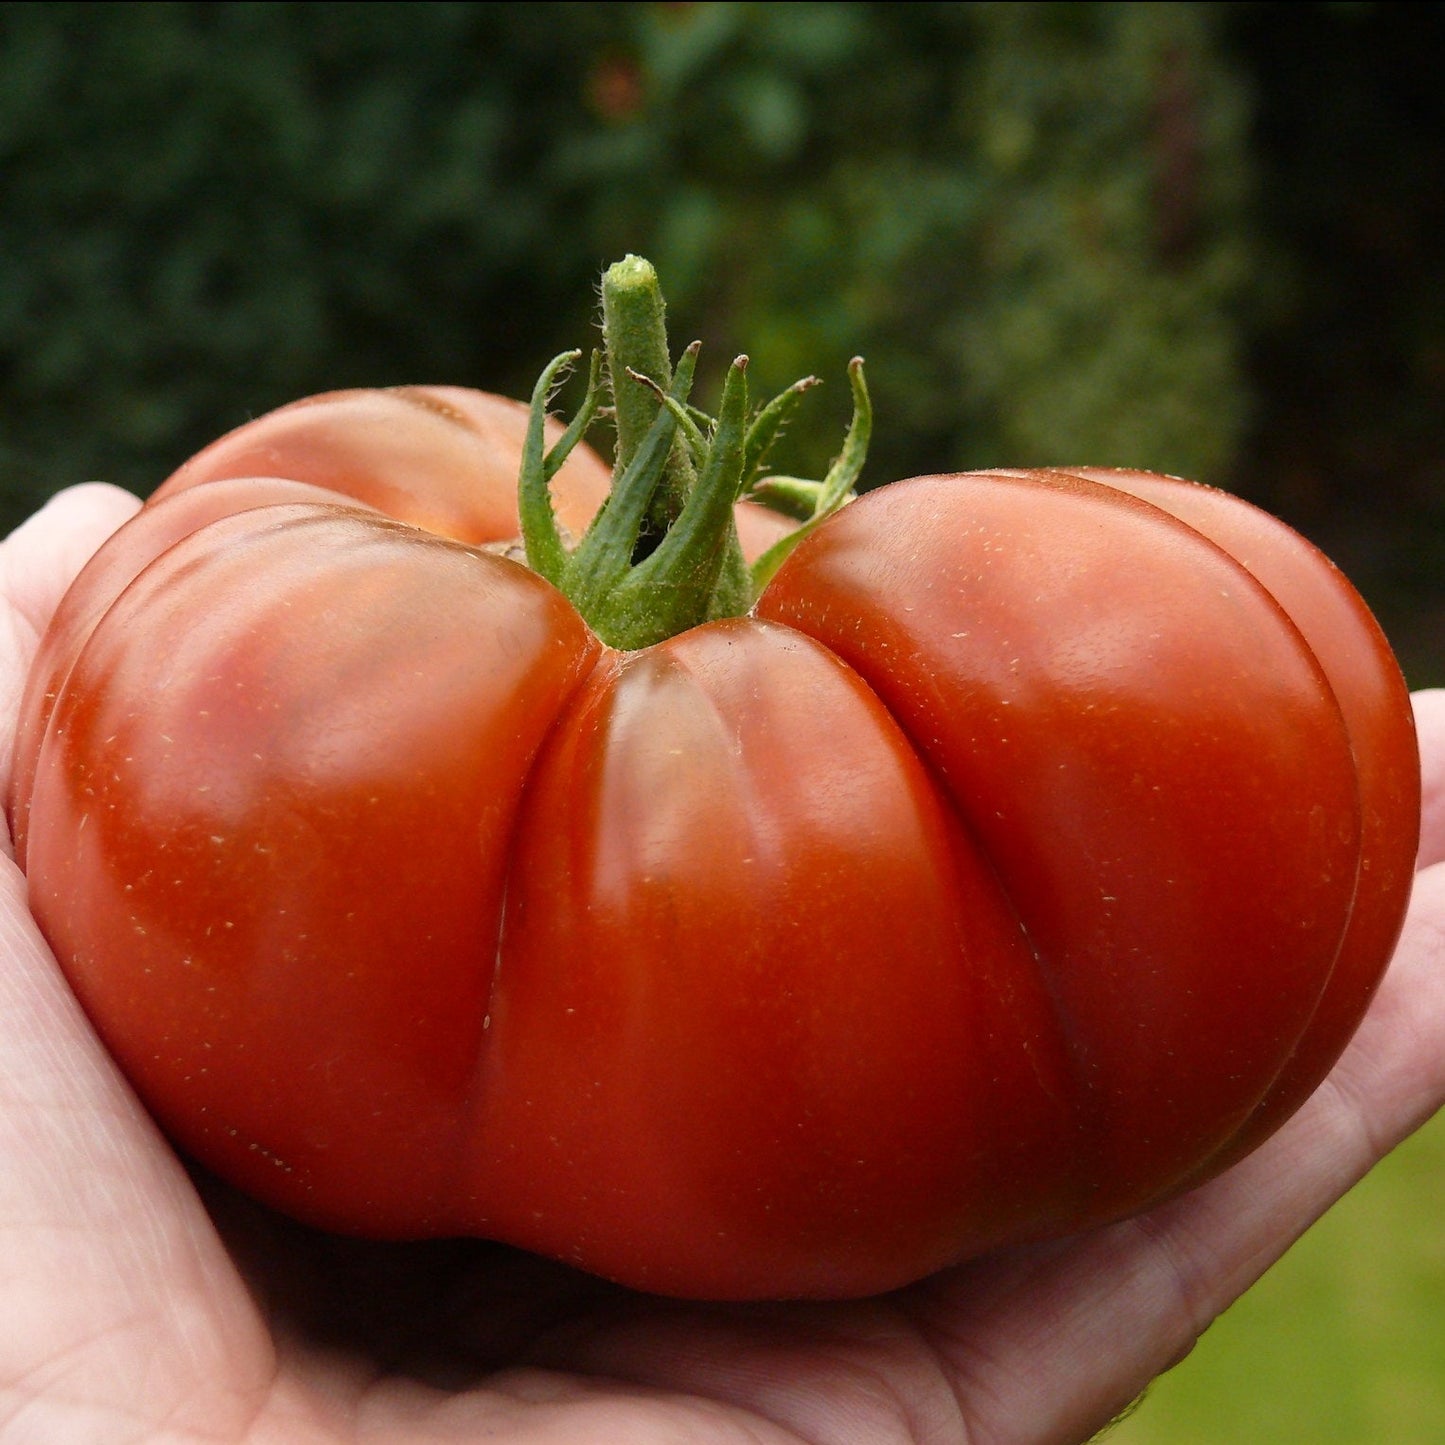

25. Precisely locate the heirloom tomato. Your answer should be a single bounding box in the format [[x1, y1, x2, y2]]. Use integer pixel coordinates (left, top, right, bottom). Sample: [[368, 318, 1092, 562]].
[[9, 260, 1419, 1300]]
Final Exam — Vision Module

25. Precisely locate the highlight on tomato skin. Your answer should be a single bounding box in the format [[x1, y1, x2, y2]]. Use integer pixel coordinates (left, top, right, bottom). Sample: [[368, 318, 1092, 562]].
[[148, 384, 615, 544], [1043, 466, 1420, 1176], [147, 383, 795, 564], [6, 258, 1420, 1300]]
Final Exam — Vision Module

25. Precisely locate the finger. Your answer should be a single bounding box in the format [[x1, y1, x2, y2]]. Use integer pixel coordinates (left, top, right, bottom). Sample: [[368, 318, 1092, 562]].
[[1414, 689, 1445, 868], [0, 833, 276, 1437], [0, 483, 140, 694], [0, 486, 141, 817], [0, 483, 141, 642]]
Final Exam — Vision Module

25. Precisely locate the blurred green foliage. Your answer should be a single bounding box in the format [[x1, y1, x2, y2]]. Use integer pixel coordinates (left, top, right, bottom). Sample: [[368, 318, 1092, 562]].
[[4, 1, 1445, 687], [0, 0, 1255, 533], [1222, 1, 1445, 686]]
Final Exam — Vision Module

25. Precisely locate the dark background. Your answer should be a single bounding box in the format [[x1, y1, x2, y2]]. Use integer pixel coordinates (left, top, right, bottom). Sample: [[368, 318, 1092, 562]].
[[3, 1, 1443, 680]]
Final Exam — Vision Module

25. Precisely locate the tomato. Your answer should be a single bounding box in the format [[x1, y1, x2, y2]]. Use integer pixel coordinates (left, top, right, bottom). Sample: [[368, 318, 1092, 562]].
[[8, 263, 1419, 1299], [146, 383, 795, 559]]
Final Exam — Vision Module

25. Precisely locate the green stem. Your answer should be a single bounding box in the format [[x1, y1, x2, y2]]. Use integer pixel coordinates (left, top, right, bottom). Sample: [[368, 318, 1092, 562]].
[[599, 357, 750, 649], [544, 349, 604, 484], [749, 357, 871, 593], [563, 345, 699, 622], [627, 366, 711, 468], [601, 255, 693, 545], [745, 475, 827, 521], [519, 349, 585, 584], [740, 375, 820, 496], [517, 259, 871, 650]]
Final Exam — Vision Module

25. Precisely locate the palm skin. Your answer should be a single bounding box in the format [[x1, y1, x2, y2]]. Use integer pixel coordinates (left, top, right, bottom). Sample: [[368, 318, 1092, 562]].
[[4, 484, 1444, 1445]]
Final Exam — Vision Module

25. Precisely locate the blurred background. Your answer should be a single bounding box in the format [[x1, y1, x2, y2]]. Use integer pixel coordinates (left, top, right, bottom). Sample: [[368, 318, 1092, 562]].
[[2, 2, 1443, 1436]]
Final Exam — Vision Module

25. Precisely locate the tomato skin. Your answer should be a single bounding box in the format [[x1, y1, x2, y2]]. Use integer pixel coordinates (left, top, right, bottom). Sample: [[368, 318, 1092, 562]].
[[1036, 468, 1420, 1174], [759, 469, 1415, 1225], [466, 620, 1079, 1295], [149, 384, 795, 558], [24, 504, 601, 1226], [9, 477, 378, 870], [11, 392, 1419, 1299], [149, 385, 613, 544]]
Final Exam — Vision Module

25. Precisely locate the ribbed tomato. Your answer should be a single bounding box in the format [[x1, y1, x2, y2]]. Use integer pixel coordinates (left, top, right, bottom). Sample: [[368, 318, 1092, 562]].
[[9, 258, 1419, 1298]]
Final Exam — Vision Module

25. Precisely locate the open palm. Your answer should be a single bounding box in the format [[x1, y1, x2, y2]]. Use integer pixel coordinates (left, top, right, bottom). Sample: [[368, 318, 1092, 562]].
[[5, 484, 1445, 1445]]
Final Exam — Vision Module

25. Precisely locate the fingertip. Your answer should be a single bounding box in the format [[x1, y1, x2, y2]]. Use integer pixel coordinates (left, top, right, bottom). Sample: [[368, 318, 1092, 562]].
[[0, 485, 142, 627], [11, 482, 143, 548], [1413, 689, 1445, 868]]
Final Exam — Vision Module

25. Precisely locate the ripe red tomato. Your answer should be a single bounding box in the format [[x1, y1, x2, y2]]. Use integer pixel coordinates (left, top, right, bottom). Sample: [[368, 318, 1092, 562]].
[[9, 386, 1418, 1300]]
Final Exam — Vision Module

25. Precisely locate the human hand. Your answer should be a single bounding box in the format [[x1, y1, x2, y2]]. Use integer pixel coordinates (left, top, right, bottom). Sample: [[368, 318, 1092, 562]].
[[3, 484, 1443, 1444]]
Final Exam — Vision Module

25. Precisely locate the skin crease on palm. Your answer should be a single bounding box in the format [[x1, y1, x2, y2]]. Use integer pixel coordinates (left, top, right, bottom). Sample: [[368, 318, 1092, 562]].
[[2, 485, 1445, 1445]]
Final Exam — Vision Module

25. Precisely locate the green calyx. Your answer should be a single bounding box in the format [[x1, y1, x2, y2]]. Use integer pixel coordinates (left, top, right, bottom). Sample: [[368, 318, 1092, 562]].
[[518, 255, 871, 651]]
